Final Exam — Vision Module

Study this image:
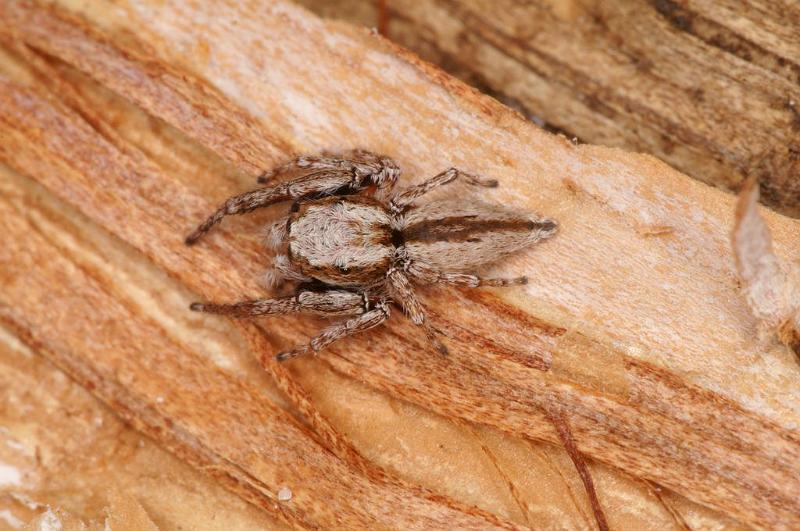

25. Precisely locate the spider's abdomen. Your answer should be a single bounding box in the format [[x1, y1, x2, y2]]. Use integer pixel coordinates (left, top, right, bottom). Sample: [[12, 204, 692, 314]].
[[399, 200, 557, 273], [288, 196, 394, 286]]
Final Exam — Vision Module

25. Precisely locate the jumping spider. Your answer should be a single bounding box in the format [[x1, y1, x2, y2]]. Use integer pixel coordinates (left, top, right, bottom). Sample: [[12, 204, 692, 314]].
[[186, 150, 557, 360]]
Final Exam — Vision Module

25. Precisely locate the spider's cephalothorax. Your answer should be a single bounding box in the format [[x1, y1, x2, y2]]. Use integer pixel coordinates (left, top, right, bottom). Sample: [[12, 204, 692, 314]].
[[187, 150, 557, 360]]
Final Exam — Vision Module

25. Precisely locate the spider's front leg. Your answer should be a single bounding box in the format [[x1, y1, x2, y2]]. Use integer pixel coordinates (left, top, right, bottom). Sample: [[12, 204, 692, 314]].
[[256, 150, 398, 187], [186, 172, 348, 244], [186, 152, 400, 244], [256, 155, 357, 184]]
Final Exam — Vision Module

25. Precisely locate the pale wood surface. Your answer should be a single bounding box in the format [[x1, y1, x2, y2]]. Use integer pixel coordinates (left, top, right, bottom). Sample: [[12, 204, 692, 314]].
[[0, 1, 798, 529], [299, 0, 800, 218]]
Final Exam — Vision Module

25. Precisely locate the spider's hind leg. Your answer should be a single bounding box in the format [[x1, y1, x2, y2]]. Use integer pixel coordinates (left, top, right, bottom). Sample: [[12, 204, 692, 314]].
[[407, 264, 528, 288]]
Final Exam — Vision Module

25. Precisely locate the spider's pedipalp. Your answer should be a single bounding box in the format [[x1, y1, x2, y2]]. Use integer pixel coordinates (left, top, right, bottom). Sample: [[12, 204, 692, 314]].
[[263, 217, 290, 251], [263, 253, 310, 288]]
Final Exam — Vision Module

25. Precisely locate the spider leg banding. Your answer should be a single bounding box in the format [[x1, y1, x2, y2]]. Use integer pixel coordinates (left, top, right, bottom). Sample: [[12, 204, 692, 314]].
[[187, 151, 557, 360], [275, 301, 391, 361], [390, 167, 498, 213], [387, 267, 449, 355], [190, 289, 368, 318]]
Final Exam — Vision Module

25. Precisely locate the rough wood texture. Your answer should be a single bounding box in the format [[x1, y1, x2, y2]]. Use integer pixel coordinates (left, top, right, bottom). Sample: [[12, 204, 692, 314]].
[[0, 0, 799, 529], [299, 0, 800, 218], [0, 322, 286, 530]]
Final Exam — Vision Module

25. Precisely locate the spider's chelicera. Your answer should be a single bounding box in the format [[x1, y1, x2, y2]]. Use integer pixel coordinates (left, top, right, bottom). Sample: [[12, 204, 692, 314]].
[[186, 150, 557, 360]]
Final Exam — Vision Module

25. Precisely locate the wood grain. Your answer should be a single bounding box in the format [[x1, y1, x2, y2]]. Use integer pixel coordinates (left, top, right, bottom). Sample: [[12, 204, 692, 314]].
[[299, 0, 800, 218], [1, 0, 799, 528], [0, 319, 287, 530]]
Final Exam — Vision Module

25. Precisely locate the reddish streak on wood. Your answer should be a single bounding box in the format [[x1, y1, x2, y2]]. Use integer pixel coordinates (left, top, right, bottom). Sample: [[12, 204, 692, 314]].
[[546, 407, 609, 531], [377, 0, 389, 37]]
